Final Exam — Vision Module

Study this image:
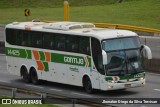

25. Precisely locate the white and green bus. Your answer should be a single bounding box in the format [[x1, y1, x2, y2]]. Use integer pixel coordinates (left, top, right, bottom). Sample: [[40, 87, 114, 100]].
[[5, 21, 152, 93]]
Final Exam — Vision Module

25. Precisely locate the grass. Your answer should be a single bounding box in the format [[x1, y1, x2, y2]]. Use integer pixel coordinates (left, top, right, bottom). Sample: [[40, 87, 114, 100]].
[[0, 0, 159, 29], [0, 0, 116, 8]]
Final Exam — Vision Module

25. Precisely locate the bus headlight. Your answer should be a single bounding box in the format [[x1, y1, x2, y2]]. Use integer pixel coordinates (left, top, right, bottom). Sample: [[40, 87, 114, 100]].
[[138, 77, 144, 80], [111, 81, 116, 83]]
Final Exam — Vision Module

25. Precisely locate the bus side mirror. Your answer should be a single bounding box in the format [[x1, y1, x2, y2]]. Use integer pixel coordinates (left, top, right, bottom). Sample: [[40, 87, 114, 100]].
[[141, 45, 152, 60], [102, 50, 107, 65]]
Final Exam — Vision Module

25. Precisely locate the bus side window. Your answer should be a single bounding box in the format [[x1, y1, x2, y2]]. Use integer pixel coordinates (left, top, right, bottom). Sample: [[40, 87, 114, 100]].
[[55, 34, 66, 51], [79, 37, 90, 55], [6, 28, 17, 45], [10, 29, 30, 47], [31, 31, 43, 48], [15, 29, 22, 45], [43, 33, 55, 49], [21, 31, 29, 46], [67, 36, 79, 53]]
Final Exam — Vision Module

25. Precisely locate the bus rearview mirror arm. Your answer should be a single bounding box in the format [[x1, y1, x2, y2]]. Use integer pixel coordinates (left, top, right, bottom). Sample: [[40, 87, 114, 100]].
[[141, 45, 152, 60], [102, 50, 107, 65]]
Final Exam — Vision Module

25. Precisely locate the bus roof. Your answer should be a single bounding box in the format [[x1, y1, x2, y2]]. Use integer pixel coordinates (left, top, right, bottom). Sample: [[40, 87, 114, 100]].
[[6, 21, 138, 41]]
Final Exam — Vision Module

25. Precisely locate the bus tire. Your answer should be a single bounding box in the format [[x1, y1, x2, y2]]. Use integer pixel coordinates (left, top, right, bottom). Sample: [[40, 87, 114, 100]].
[[30, 68, 39, 85], [83, 76, 93, 94], [21, 67, 31, 83]]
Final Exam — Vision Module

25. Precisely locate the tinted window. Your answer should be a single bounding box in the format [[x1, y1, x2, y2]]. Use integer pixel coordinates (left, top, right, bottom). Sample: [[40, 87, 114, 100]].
[[31, 31, 42, 48], [16, 30, 23, 45], [102, 37, 140, 52], [6, 28, 91, 56], [6, 28, 17, 45], [91, 38, 103, 73], [43, 33, 55, 49], [55, 34, 66, 51], [19, 30, 30, 46], [67, 36, 79, 53], [79, 37, 90, 55]]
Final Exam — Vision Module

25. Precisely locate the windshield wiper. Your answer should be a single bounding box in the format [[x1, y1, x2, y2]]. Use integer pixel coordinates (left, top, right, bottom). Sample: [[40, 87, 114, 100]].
[[121, 51, 138, 74], [127, 58, 138, 73]]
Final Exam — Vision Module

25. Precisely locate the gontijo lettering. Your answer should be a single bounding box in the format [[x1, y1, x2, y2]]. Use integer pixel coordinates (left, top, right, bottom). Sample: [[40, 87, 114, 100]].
[[64, 56, 84, 65]]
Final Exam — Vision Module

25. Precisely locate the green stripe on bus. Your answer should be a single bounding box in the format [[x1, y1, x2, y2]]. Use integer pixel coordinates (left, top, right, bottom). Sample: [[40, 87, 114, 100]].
[[51, 53, 91, 67], [87, 56, 91, 67], [5, 47, 91, 67], [105, 73, 145, 81], [43, 62, 49, 71], [6, 47, 27, 58], [26, 50, 32, 59], [39, 51, 45, 61]]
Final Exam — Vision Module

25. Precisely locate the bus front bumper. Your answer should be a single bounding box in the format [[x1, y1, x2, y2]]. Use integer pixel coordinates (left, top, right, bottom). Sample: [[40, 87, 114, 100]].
[[105, 79, 145, 91]]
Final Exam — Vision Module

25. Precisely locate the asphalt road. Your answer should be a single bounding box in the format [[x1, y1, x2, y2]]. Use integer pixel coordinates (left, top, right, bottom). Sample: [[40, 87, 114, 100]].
[[0, 55, 160, 107]]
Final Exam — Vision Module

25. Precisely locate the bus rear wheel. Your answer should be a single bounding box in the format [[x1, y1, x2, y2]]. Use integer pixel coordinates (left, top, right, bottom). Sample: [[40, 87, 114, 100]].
[[30, 68, 39, 85], [83, 77, 93, 94], [21, 67, 31, 83]]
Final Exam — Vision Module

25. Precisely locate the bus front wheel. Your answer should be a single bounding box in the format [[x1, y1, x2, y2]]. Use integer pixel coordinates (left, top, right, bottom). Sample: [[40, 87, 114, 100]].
[[83, 76, 93, 94], [30, 68, 39, 85]]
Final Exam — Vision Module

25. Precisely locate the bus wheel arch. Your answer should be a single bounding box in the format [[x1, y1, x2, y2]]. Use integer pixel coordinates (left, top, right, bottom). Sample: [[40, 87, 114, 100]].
[[20, 65, 31, 83], [29, 67, 39, 85], [82, 75, 93, 94]]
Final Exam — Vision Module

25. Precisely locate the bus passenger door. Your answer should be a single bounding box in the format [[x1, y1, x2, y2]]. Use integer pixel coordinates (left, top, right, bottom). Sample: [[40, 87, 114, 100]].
[[91, 37, 102, 90], [91, 65, 100, 89]]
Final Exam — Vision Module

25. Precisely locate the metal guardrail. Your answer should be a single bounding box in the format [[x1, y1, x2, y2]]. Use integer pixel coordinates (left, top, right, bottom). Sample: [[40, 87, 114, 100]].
[[94, 23, 160, 34]]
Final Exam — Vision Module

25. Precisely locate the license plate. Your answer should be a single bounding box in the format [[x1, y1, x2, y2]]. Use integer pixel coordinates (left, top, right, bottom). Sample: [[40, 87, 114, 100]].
[[124, 84, 131, 88]]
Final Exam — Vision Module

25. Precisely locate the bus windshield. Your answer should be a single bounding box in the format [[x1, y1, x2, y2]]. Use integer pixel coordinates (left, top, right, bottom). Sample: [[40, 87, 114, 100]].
[[102, 37, 140, 52], [102, 37, 144, 76]]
